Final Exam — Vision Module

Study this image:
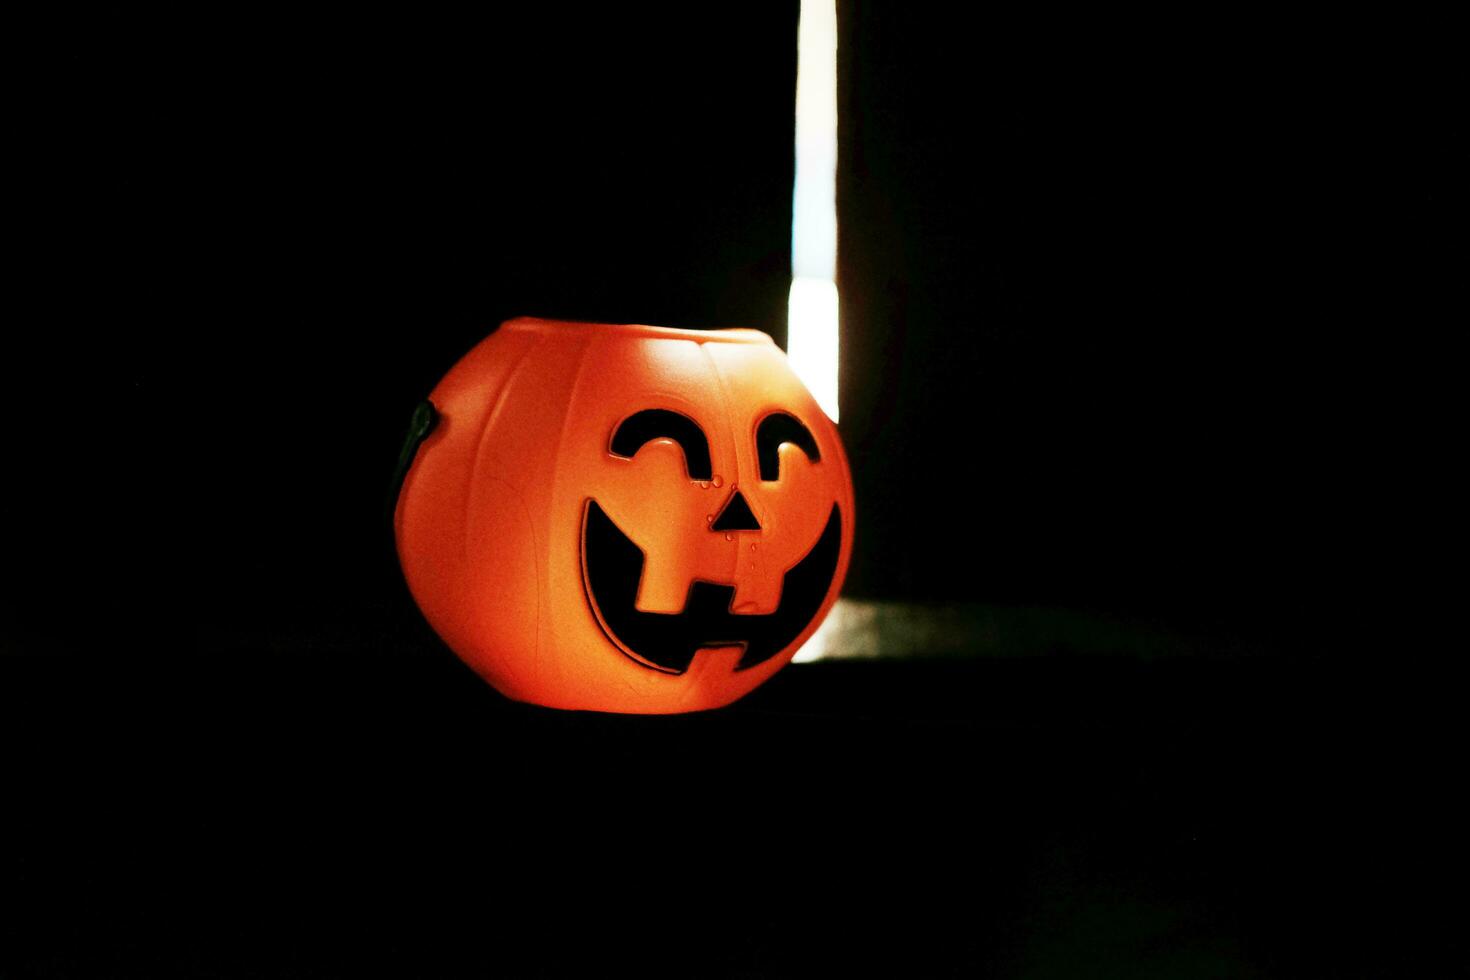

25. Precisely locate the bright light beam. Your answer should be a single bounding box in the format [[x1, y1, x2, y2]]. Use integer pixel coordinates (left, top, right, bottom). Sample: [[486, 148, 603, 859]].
[[789, 0, 839, 422]]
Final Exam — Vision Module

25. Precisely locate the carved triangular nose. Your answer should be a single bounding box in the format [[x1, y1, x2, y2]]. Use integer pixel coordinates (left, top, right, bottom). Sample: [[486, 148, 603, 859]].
[[710, 489, 762, 532]]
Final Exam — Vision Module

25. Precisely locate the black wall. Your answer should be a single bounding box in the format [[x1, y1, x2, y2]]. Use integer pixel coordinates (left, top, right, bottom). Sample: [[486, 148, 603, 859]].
[[13, 8, 800, 654], [9, 8, 1460, 661], [835, 7, 1463, 654]]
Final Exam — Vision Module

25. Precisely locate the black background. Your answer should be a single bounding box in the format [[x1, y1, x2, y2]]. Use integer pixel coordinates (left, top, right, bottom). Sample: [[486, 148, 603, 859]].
[[5, 6, 1464, 977]]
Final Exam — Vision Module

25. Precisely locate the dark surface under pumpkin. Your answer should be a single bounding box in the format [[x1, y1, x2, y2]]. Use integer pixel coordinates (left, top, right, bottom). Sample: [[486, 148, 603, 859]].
[[2, 639, 1458, 978]]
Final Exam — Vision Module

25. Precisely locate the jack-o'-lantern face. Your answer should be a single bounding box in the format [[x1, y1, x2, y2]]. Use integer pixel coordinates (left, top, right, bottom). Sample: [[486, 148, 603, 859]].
[[582, 408, 841, 675], [394, 317, 854, 714]]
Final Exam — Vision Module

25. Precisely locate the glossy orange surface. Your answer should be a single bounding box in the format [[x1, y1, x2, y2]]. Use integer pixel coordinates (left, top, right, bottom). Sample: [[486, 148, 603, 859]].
[[395, 317, 855, 713]]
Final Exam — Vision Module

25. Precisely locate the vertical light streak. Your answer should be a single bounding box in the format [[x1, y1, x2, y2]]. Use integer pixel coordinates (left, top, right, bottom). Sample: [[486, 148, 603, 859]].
[[789, 0, 839, 422]]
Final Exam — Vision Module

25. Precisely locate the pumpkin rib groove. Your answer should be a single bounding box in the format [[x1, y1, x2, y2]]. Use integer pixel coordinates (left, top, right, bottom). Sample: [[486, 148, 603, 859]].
[[462, 331, 543, 562], [540, 329, 598, 697]]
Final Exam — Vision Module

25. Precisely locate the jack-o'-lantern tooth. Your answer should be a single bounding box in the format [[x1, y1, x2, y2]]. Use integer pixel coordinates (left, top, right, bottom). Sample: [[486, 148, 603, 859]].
[[729, 574, 784, 617], [634, 550, 699, 615], [728, 528, 783, 614]]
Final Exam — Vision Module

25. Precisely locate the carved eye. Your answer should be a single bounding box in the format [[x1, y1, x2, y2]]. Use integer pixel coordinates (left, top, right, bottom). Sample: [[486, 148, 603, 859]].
[[610, 409, 713, 481], [756, 412, 821, 481]]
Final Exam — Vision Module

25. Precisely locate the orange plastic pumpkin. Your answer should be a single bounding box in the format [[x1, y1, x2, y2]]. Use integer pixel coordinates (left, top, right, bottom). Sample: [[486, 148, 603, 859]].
[[394, 317, 855, 713]]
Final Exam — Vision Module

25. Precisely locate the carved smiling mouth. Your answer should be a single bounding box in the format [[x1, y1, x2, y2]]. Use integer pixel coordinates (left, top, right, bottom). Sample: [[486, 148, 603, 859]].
[[581, 500, 842, 674]]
